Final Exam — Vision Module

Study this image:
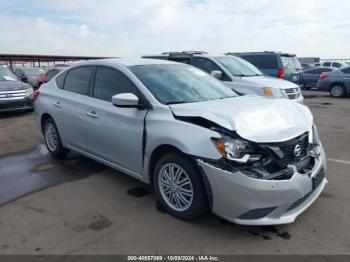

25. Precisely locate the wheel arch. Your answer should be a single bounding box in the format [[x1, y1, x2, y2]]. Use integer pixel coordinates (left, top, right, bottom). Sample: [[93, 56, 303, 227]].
[[148, 144, 213, 208], [328, 82, 345, 91], [40, 113, 53, 133]]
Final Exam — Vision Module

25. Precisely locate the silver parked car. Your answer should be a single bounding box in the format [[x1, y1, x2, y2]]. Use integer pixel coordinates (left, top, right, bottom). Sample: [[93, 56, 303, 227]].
[[35, 59, 327, 225], [0, 67, 34, 112], [317, 66, 350, 97], [143, 52, 304, 103]]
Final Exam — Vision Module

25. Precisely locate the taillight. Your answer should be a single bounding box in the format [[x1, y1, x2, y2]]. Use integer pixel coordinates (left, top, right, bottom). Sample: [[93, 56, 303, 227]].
[[34, 89, 40, 101], [320, 73, 328, 80], [278, 68, 286, 79]]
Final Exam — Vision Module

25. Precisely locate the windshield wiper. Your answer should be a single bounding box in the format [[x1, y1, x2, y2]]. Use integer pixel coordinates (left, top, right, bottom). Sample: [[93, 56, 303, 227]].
[[165, 101, 189, 105], [235, 74, 262, 77]]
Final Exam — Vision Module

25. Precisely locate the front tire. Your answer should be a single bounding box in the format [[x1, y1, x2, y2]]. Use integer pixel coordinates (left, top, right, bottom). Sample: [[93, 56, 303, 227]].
[[330, 84, 346, 98], [153, 153, 209, 220], [43, 117, 68, 158]]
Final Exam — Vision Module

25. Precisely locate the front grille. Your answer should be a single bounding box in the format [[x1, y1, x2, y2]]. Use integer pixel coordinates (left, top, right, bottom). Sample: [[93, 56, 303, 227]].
[[278, 134, 309, 163], [0, 90, 26, 100], [284, 88, 301, 100]]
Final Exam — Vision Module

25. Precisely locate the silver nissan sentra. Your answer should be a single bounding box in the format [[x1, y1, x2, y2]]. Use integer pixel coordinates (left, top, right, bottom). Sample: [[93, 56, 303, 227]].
[[35, 58, 327, 225]]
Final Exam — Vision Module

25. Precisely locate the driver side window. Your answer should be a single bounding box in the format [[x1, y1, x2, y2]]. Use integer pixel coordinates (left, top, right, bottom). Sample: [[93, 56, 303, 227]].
[[191, 58, 230, 81], [93, 67, 141, 102]]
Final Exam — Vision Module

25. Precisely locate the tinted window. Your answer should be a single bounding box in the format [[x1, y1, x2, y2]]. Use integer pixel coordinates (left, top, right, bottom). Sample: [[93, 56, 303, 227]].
[[239, 55, 278, 69], [129, 64, 236, 105], [323, 68, 334, 72], [333, 63, 342, 68], [47, 69, 60, 78], [341, 67, 350, 74], [55, 71, 67, 89], [323, 62, 331, 67], [306, 68, 326, 74], [93, 67, 140, 102], [191, 58, 230, 81], [63, 67, 93, 95]]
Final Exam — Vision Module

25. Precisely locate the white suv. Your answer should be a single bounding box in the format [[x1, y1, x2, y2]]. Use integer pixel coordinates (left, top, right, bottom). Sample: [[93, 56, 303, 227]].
[[35, 58, 326, 225], [143, 52, 303, 103]]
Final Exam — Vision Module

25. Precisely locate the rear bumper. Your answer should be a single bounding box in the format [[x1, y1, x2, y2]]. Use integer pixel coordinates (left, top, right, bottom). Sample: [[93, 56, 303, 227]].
[[0, 97, 34, 113], [198, 144, 327, 225]]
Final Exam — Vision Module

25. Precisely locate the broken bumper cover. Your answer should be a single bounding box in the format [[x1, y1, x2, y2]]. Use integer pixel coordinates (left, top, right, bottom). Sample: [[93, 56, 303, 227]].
[[198, 144, 327, 225]]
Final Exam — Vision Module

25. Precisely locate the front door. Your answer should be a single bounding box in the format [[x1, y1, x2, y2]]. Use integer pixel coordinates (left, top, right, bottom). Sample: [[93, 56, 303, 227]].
[[86, 66, 147, 176]]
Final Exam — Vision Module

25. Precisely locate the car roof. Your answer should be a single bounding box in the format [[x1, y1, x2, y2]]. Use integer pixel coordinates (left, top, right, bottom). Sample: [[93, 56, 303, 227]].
[[73, 58, 180, 67], [227, 51, 296, 57], [143, 52, 231, 61]]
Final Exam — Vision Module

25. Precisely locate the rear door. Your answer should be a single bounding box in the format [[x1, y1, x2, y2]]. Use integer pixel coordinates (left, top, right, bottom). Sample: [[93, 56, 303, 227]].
[[85, 66, 147, 176], [303, 68, 326, 87], [52, 66, 95, 151]]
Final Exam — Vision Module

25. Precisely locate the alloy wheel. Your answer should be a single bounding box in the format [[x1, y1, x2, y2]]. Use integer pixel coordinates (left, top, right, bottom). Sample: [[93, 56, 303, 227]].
[[330, 85, 344, 97], [45, 123, 58, 152], [158, 163, 194, 212]]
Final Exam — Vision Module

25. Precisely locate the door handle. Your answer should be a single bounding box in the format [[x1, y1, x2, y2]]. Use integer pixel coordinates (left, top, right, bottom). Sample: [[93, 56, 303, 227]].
[[86, 111, 99, 118], [53, 101, 61, 108]]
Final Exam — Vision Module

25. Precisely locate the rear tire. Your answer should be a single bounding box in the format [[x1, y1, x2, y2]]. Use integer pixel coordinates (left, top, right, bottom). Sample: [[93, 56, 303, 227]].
[[153, 153, 209, 220], [330, 83, 346, 98], [43, 117, 68, 158]]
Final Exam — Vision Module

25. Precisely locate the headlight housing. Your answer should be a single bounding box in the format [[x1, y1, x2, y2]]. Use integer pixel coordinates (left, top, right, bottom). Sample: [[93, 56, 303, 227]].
[[263, 87, 286, 98], [312, 124, 320, 145], [25, 87, 34, 97], [211, 136, 262, 163]]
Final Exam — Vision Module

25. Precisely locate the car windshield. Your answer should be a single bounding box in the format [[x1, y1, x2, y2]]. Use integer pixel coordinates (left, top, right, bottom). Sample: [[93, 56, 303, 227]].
[[216, 56, 263, 77], [129, 64, 237, 104], [21, 68, 45, 77], [0, 68, 17, 81]]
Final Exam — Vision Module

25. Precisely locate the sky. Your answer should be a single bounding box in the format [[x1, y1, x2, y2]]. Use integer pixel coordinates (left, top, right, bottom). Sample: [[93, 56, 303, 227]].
[[0, 0, 349, 58]]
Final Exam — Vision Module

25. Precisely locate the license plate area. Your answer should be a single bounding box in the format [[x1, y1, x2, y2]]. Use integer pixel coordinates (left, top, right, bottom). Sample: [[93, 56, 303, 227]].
[[313, 168, 325, 190]]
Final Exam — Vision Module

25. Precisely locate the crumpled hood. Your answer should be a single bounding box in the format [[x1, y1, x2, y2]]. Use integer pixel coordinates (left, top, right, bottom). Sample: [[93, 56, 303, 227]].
[[170, 96, 313, 143], [0, 80, 31, 91], [242, 75, 299, 89]]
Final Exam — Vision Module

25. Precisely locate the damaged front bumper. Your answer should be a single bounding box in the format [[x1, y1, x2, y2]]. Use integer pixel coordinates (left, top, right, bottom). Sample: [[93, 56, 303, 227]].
[[197, 144, 327, 225]]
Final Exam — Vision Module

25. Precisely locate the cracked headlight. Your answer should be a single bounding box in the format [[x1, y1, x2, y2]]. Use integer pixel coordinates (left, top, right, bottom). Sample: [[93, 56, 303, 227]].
[[263, 87, 286, 98], [25, 87, 34, 97], [211, 137, 261, 163]]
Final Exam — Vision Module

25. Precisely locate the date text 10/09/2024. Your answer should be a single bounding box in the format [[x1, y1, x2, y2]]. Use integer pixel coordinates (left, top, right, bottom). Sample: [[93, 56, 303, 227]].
[[127, 256, 220, 261]]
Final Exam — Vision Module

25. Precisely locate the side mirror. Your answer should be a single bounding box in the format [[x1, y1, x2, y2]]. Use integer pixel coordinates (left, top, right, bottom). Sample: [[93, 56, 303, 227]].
[[210, 70, 223, 80], [112, 93, 141, 108]]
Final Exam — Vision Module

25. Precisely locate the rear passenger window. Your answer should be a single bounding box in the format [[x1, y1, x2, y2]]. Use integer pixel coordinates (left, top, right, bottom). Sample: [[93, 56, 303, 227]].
[[239, 55, 278, 69], [323, 62, 331, 67], [323, 68, 334, 72], [341, 67, 350, 74], [63, 67, 94, 95], [93, 67, 140, 102], [55, 71, 67, 89], [307, 69, 324, 74]]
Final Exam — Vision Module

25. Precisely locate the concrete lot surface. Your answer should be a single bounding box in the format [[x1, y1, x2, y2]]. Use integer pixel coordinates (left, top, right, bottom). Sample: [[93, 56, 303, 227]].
[[0, 90, 349, 255]]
